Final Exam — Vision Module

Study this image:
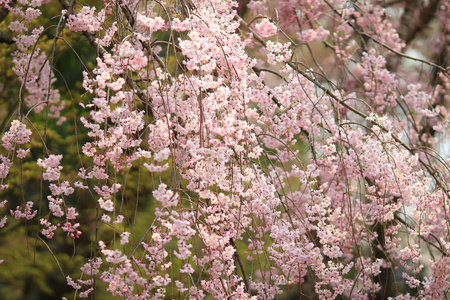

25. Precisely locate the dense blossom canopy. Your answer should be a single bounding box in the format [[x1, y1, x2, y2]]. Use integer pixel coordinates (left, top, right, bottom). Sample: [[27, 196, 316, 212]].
[[0, 0, 449, 299]]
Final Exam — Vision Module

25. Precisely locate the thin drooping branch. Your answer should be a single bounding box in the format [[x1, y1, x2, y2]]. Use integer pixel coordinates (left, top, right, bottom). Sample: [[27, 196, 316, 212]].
[[387, 0, 441, 71], [118, 2, 173, 84], [237, 14, 449, 195], [1, 0, 449, 299], [58, 0, 152, 110], [321, 0, 448, 74]]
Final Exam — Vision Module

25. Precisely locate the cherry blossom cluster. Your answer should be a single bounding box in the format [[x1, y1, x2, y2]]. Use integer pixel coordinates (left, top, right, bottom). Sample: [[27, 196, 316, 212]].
[[57, 0, 449, 297], [1, 0, 449, 299], [10, 201, 37, 220], [0, 120, 33, 237], [6, 0, 65, 124], [2, 120, 32, 159]]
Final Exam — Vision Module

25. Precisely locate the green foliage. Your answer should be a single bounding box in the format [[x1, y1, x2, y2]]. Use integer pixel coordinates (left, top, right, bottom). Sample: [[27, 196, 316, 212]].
[[0, 226, 86, 300]]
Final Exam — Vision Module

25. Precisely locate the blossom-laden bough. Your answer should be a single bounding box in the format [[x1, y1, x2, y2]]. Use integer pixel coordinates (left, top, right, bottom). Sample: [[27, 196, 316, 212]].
[[0, 0, 449, 299]]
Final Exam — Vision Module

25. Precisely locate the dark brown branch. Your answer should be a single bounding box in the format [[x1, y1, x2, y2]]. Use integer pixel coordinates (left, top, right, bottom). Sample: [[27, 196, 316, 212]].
[[397, 0, 440, 46], [396, 0, 420, 44], [387, 0, 441, 71], [230, 238, 250, 293], [372, 221, 396, 299], [236, 0, 250, 17], [321, 0, 448, 74]]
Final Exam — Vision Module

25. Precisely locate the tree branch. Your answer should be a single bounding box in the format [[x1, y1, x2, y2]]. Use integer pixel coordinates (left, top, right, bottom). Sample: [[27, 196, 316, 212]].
[[58, 0, 152, 110], [118, 3, 173, 84], [237, 14, 450, 195], [397, 0, 440, 46]]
